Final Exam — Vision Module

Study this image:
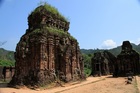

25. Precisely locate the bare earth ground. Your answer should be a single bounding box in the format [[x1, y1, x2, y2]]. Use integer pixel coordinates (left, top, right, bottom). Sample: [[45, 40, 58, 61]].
[[0, 75, 139, 93]]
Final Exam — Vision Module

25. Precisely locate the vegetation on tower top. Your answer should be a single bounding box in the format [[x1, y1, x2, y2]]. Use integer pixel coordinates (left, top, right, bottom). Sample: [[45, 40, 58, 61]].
[[30, 3, 68, 21]]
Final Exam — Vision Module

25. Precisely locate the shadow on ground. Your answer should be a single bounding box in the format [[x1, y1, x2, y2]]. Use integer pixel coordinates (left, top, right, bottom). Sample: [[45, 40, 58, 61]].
[[0, 83, 8, 88]]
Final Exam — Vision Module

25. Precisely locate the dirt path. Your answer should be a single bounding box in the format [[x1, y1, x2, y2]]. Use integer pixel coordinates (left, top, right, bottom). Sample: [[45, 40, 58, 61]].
[[60, 76, 138, 93], [0, 76, 139, 93]]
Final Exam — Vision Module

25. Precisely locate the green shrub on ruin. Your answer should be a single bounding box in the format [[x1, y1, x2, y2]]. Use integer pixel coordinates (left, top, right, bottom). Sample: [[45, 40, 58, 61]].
[[45, 26, 76, 40], [30, 3, 68, 22]]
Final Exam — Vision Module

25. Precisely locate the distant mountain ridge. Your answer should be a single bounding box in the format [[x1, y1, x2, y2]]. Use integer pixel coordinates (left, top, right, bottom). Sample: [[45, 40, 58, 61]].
[[81, 43, 140, 57]]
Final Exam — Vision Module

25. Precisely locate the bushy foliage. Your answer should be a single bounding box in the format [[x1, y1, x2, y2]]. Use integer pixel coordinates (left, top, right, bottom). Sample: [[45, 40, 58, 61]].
[[82, 53, 92, 68], [46, 27, 76, 40], [31, 2, 68, 21], [84, 68, 91, 77], [82, 53, 92, 76], [0, 59, 15, 66], [30, 27, 76, 41], [0, 48, 15, 66]]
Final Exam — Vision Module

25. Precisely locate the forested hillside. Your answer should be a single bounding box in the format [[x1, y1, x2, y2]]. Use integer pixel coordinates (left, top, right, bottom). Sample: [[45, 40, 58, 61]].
[[81, 43, 140, 56], [0, 48, 15, 66], [81, 43, 140, 76]]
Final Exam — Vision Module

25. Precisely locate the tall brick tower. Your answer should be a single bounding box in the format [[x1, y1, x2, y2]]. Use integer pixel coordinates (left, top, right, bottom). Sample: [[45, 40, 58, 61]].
[[10, 3, 85, 87]]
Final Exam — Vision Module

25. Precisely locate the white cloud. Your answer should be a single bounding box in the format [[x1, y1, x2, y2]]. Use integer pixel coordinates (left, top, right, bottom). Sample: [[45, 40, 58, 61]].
[[135, 38, 140, 45], [130, 38, 140, 45], [101, 39, 117, 49], [137, 38, 140, 44]]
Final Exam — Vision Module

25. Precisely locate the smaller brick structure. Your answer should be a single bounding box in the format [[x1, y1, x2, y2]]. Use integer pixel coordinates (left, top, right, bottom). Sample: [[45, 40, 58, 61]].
[[114, 41, 140, 77], [0, 66, 14, 81], [91, 51, 116, 76]]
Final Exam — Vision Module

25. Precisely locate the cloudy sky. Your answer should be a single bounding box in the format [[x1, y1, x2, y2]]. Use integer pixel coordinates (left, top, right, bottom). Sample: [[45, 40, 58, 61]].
[[1, 0, 140, 51]]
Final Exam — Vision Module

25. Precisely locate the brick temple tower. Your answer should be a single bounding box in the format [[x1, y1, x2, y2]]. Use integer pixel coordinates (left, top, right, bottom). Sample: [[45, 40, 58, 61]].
[[115, 41, 140, 76], [10, 3, 85, 86]]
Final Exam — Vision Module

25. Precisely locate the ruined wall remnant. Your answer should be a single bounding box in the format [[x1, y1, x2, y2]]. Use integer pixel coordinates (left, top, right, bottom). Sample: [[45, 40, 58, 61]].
[[91, 51, 116, 76], [10, 3, 85, 86], [114, 41, 140, 77]]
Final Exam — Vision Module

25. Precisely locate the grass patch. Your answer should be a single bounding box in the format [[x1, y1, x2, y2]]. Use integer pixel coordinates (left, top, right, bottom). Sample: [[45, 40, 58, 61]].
[[46, 27, 76, 40], [30, 3, 68, 22], [30, 27, 76, 41]]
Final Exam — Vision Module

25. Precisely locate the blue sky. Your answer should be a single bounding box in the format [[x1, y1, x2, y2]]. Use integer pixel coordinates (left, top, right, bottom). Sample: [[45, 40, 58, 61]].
[[1, 0, 140, 51]]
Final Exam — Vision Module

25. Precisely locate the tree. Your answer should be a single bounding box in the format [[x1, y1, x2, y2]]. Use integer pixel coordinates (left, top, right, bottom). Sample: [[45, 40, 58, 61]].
[[82, 53, 93, 77]]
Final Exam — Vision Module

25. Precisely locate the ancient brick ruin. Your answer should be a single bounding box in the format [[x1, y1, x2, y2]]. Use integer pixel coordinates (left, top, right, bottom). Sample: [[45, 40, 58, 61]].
[[91, 51, 116, 76], [91, 41, 140, 77], [114, 41, 140, 76], [10, 4, 84, 86], [0, 66, 14, 80]]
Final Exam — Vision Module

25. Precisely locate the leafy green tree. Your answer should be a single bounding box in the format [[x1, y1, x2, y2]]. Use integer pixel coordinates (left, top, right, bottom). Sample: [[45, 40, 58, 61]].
[[82, 53, 93, 77], [0, 48, 15, 66], [0, 59, 15, 66]]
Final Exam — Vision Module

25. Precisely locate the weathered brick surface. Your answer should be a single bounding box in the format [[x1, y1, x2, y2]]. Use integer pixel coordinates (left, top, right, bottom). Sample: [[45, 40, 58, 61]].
[[91, 51, 116, 76], [10, 4, 85, 86], [115, 41, 140, 76]]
